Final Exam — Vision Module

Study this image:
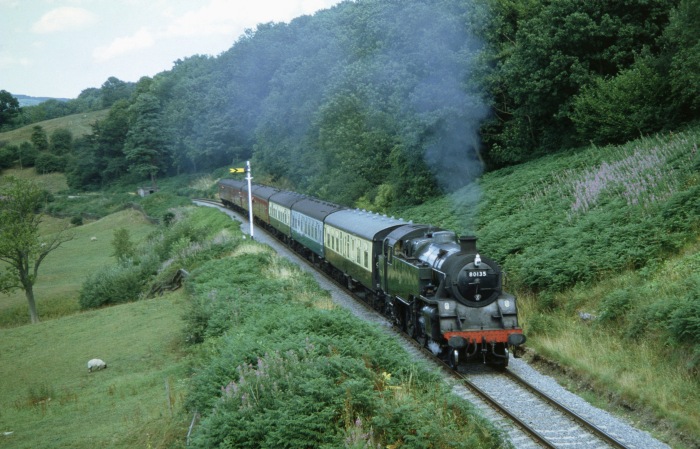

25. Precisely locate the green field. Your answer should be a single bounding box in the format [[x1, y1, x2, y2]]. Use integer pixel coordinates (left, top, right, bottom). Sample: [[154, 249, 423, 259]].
[[0, 180, 190, 448], [0, 208, 155, 327], [0, 291, 189, 449]]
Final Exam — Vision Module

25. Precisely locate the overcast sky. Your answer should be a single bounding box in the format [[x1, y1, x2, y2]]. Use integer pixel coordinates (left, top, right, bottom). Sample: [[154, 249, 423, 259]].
[[0, 0, 343, 99]]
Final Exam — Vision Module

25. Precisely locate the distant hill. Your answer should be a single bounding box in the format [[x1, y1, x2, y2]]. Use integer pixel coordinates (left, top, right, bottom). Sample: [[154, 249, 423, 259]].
[[15, 94, 70, 107]]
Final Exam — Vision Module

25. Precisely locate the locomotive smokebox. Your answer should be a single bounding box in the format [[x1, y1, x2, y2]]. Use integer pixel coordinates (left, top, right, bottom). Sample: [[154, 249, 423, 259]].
[[459, 236, 478, 254]]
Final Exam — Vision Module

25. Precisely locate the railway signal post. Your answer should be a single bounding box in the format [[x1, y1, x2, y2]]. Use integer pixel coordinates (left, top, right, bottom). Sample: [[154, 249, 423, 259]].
[[228, 162, 255, 239], [246, 161, 254, 239]]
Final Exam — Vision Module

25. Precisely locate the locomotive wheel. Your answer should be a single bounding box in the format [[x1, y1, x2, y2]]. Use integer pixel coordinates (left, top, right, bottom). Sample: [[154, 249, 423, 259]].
[[448, 349, 459, 369], [405, 308, 416, 338]]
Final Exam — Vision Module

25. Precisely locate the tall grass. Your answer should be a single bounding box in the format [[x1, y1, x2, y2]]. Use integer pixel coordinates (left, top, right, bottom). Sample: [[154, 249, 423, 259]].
[[530, 313, 699, 442], [521, 134, 698, 218], [518, 242, 700, 448]]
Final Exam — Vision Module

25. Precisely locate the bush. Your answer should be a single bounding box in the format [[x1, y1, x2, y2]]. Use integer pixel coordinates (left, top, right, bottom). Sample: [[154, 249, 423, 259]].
[[598, 289, 634, 323], [661, 185, 700, 232], [667, 276, 700, 344], [34, 152, 66, 173], [78, 262, 148, 309], [138, 192, 192, 221], [0, 145, 16, 169], [111, 228, 135, 263], [17, 142, 37, 167], [571, 59, 667, 145], [184, 250, 505, 449], [150, 218, 208, 262]]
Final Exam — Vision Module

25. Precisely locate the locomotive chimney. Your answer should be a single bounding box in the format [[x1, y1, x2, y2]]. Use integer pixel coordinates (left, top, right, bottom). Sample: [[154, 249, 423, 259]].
[[459, 236, 478, 254]]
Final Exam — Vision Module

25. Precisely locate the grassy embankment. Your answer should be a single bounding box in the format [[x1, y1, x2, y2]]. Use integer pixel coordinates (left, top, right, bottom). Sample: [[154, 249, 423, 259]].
[[399, 126, 700, 448]]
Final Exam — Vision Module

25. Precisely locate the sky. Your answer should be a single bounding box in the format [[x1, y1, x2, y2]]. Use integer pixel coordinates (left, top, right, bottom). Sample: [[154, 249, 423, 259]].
[[0, 0, 344, 99]]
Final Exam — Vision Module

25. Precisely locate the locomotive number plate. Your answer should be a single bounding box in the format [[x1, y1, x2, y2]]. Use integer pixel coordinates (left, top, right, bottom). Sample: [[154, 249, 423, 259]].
[[469, 271, 487, 277]]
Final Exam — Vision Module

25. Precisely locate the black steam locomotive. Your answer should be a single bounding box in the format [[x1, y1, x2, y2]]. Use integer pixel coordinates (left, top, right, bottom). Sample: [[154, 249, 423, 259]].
[[218, 179, 525, 368]]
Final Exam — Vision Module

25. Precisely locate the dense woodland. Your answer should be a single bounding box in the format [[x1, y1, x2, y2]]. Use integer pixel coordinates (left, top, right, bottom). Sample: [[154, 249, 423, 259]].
[[1, 0, 697, 208]]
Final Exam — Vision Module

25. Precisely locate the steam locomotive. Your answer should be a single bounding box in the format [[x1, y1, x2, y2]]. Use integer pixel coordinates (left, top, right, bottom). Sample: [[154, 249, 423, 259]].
[[218, 178, 525, 368]]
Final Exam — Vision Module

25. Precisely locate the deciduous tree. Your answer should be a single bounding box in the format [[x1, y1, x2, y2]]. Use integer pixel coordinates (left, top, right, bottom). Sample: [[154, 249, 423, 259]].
[[0, 177, 73, 323], [124, 93, 167, 188], [0, 90, 21, 128], [30, 125, 49, 152]]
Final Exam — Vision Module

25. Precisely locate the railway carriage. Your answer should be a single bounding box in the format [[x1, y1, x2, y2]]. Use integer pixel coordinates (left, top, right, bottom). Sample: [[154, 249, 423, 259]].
[[268, 190, 306, 241], [324, 209, 406, 291], [251, 185, 280, 225], [218, 179, 247, 210], [290, 197, 345, 258]]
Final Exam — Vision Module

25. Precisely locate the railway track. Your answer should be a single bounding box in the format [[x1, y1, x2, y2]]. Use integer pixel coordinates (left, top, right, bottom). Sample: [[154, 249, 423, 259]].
[[457, 365, 631, 449], [193, 198, 658, 449]]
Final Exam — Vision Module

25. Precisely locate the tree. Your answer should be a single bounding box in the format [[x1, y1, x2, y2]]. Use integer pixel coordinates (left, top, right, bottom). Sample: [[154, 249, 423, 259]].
[[0, 90, 21, 129], [17, 142, 37, 169], [482, 0, 676, 164], [111, 228, 135, 264], [49, 128, 73, 155], [30, 125, 49, 152], [663, 0, 700, 119], [124, 93, 168, 187], [101, 76, 133, 108], [0, 177, 73, 323]]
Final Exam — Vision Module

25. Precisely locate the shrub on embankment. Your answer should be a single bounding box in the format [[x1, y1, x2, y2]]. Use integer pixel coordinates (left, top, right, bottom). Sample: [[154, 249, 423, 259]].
[[183, 244, 508, 449], [400, 129, 700, 294], [79, 205, 241, 310]]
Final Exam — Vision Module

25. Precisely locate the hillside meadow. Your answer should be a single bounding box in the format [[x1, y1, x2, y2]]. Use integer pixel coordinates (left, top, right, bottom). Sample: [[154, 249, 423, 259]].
[[0, 109, 108, 148], [0, 177, 509, 448], [0, 207, 154, 327], [0, 291, 189, 449], [1, 122, 698, 447], [0, 183, 193, 447]]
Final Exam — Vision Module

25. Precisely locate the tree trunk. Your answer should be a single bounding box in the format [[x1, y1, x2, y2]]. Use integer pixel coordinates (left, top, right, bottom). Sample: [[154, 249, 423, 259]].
[[25, 285, 39, 324]]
